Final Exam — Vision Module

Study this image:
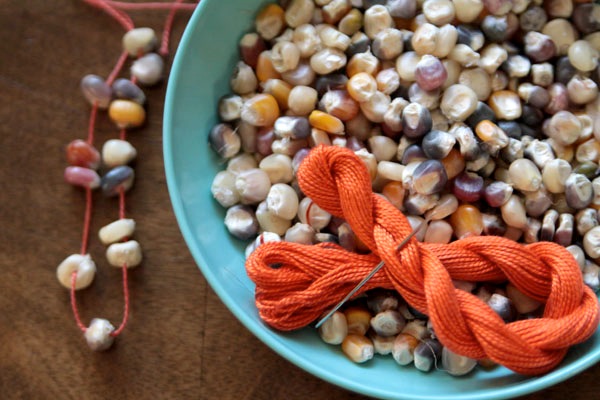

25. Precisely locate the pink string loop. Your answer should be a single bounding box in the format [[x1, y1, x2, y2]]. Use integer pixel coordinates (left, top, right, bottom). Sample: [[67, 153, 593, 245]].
[[107, 1, 196, 11], [71, 0, 198, 340], [82, 0, 135, 31]]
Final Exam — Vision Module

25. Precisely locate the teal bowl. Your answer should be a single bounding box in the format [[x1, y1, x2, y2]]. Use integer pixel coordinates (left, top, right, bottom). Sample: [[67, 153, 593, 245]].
[[163, 1, 600, 398]]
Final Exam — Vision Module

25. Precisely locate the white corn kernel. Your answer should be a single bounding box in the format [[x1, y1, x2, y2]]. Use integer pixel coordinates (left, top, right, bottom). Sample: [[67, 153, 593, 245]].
[[298, 196, 332, 230], [56, 254, 96, 290], [319, 25, 351, 51], [441, 84, 478, 122], [568, 40, 599, 72], [433, 24, 458, 59], [376, 69, 401, 95], [245, 232, 281, 258], [396, 51, 422, 82], [270, 41, 301, 73], [211, 170, 241, 208], [102, 139, 137, 168], [106, 240, 142, 268], [225, 205, 258, 240], [230, 62, 258, 95], [227, 153, 258, 176], [131, 53, 163, 86], [285, 0, 315, 28], [412, 23, 440, 56], [259, 153, 294, 184], [256, 201, 292, 235], [318, 311, 348, 345], [122, 27, 157, 56], [423, 0, 456, 26], [360, 91, 391, 123], [284, 222, 316, 244], [458, 68, 492, 101], [266, 183, 299, 220], [584, 226, 600, 259], [479, 43, 508, 74], [370, 310, 406, 337], [235, 168, 271, 204], [566, 245, 586, 271], [99, 219, 136, 245], [377, 161, 405, 181], [448, 44, 480, 68], [372, 28, 404, 61], [442, 347, 477, 376], [293, 24, 321, 58], [363, 5, 393, 39], [508, 159, 542, 192], [370, 333, 396, 356], [85, 318, 115, 352], [288, 85, 318, 116], [501, 194, 527, 229], [531, 62, 554, 87], [453, 0, 484, 23], [310, 48, 347, 75]]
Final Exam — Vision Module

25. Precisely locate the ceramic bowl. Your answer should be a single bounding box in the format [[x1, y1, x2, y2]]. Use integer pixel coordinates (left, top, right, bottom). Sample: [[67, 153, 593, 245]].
[[163, 1, 600, 398]]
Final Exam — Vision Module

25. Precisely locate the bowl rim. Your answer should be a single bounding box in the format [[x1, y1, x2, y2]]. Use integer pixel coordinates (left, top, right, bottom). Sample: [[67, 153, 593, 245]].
[[163, 2, 600, 399]]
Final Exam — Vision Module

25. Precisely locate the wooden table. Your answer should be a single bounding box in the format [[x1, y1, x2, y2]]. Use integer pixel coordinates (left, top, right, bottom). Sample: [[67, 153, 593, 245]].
[[1, 1, 598, 399]]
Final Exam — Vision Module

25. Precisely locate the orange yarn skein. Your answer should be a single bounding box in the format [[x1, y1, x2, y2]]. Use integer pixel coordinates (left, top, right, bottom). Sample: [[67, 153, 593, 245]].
[[245, 145, 600, 375]]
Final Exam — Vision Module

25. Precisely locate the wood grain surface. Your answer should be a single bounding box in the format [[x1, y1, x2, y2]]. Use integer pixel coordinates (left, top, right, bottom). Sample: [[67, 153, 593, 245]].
[[0, 1, 598, 399]]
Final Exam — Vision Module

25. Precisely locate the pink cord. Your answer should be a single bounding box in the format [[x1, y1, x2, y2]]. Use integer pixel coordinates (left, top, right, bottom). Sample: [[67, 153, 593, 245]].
[[106, 51, 130, 85], [111, 264, 130, 337], [70, 0, 198, 342], [107, 1, 196, 11], [71, 271, 88, 332], [159, 0, 185, 56], [80, 189, 93, 256], [82, 0, 134, 31]]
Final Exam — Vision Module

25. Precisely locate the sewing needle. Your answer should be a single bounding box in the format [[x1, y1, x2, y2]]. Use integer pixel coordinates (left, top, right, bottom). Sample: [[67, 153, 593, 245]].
[[315, 224, 424, 329]]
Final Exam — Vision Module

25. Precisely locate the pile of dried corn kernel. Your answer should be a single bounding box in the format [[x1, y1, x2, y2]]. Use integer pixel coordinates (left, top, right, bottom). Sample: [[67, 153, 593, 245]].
[[209, 0, 600, 375]]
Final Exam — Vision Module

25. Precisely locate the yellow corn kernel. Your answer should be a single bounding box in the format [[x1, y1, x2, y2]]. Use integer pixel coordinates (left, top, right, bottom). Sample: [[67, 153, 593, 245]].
[[338, 9, 363, 36], [256, 51, 281, 82], [347, 72, 378, 102], [346, 51, 380, 77], [450, 204, 484, 239], [382, 181, 406, 210], [441, 148, 466, 180], [488, 90, 522, 120], [344, 306, 372, 335], [391, 333, 420, 366], [108, 100, 145, 128], [342, 334, 374, 363], [241, 94, 280, 127], [261, 79, 291, 111], [255, 4, 285, 41], [475, 119, 509, 154], [322, 0, 352, 25], [309, 110, 344, 134]]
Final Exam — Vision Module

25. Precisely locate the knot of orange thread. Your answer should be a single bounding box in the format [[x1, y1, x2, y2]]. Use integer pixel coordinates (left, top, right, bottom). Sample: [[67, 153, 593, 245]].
[[245, 145, 600, 375]]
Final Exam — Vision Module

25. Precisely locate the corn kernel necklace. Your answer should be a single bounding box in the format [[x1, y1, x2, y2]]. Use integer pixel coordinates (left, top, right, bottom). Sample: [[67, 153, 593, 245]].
[[58, 0, 196, 351]]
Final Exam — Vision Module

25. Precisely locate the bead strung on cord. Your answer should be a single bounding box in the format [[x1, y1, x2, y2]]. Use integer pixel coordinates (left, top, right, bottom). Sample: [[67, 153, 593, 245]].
[[58, 0, 197, 351]]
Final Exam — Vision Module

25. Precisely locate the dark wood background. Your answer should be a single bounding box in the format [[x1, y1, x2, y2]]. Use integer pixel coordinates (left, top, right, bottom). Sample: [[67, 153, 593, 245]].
[[0, 1, 598, 399]]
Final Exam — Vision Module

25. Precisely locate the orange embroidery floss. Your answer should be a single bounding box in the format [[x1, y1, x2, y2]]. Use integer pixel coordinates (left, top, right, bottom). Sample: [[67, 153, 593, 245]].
[[246, 145, 600, 375]]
